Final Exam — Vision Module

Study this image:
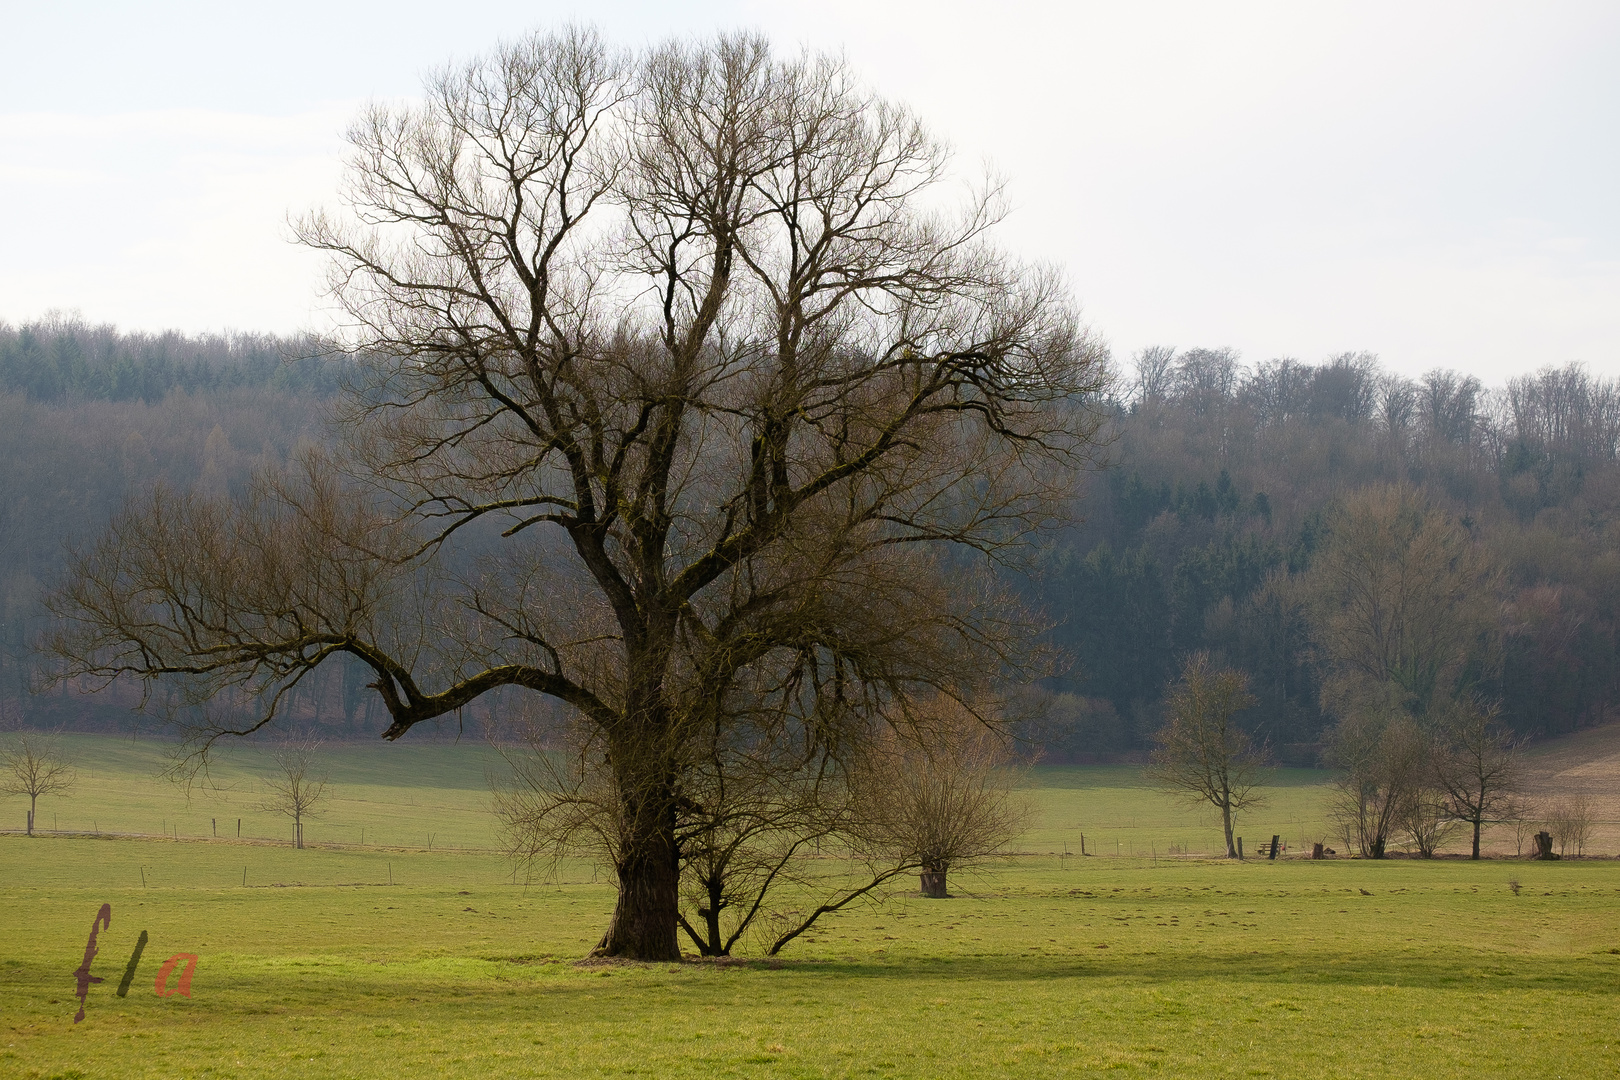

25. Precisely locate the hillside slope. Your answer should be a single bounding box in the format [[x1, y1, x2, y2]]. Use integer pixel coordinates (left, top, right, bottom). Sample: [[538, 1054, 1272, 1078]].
[[1521, 721, 1620, 853]]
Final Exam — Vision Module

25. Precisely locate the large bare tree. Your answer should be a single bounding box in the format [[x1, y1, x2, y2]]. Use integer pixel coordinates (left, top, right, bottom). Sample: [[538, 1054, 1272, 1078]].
[[1145, 653, 1267, 859], [46, 29, 1106, 960], [1305, 484, 1500, 720], [1304, 484, 1501, 858]]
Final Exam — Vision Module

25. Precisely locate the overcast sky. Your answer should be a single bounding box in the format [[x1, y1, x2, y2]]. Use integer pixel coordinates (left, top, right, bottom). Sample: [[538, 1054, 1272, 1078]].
[[3, 1, 1616, 383]]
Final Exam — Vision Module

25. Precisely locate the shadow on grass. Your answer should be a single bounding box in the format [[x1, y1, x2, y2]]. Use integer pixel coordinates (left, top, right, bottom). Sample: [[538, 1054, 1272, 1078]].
[[171, 947, 1617, 1007], [745, 949, 1615, 992], [8, 946, 1608, 1038], [1025, 765, 1334, 791]]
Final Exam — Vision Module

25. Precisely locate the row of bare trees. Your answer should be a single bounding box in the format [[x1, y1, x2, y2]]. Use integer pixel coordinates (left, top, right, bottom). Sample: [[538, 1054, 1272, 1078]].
[[3, 716, 1020, 934], [1132, 346, 1620, 469], [1144, 483, 1548, 860], [1326, 696, 1524, 859], [1146, 652, 1540, 860]]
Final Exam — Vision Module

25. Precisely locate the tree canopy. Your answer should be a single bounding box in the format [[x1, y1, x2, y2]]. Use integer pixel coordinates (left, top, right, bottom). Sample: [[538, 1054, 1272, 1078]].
[[46, 28, 1107, 961]]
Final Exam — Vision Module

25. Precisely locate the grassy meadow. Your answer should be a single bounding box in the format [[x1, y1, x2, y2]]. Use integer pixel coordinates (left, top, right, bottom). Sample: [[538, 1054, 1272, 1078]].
[[3, 735, 1619, 1079], [15, 734, 1341, 861]]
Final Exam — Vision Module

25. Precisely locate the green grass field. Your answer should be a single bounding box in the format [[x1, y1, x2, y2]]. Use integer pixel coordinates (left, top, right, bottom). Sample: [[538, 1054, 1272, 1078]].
[[4, 737, 1618, 1079], [19, 735, 1339, 861], [10, 734, 507, 852]]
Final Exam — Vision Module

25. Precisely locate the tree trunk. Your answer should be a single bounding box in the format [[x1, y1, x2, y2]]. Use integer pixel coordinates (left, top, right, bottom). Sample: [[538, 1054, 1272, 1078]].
[[597, 840, 682, 960], [1221, 800, 1236, 858], [1471, 817, 1482, 860], [702, 887, 723, 956], [688, 871, 726, 956], [594, 758, 682, 961], [295, 811, 303, 849], [29, 794, 37, 836], [920, 868, 948, 898]]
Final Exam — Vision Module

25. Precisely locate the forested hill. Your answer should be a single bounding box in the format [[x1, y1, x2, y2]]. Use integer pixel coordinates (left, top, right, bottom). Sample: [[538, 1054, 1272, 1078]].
[[1026, 349, 1620, 762], [5, 325, 1619, 761], [0, 320, 341, 729]]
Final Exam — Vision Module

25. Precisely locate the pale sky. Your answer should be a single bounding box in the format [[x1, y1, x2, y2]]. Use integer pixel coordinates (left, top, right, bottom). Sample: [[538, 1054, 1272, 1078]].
[[3, 1, 1616, 383]]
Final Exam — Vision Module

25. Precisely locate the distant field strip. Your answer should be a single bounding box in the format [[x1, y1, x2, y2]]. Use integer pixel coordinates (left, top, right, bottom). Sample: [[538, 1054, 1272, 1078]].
[[7, 735, 508, 851], [12, 734, 1584, 859]]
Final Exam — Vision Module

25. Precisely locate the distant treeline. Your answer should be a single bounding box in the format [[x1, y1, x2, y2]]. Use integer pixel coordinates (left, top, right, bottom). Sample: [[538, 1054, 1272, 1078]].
[[0, 321, 343, 731], [5, 327, 1620, 761], [0, 317, 342, 402], [1024, 349, 1620, 763]]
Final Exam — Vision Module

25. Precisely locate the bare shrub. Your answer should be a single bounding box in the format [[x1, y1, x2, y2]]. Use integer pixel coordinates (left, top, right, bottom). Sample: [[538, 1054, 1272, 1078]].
[[259, 736, 329, 849], [1512, 812, 1541, 857], [1327, 701, 1427, 859], [852, 699, 1031, 900], [1398, 785, 1458, 858], [1546, 795, 1595, 857]]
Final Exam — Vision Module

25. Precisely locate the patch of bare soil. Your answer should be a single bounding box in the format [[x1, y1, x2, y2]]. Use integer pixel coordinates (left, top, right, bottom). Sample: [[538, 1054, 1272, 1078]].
[[1515, 721, 1620, 855], [1522, 720, 1620, 787]]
